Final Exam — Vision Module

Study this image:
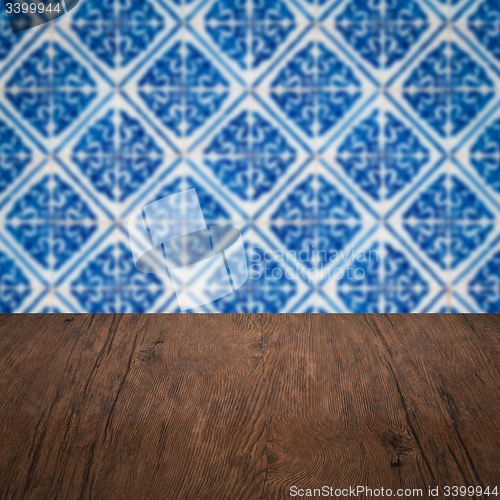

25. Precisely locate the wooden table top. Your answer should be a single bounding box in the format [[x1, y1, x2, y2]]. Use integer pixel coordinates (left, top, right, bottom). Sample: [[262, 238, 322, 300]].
[[0, 314, 499, 499]]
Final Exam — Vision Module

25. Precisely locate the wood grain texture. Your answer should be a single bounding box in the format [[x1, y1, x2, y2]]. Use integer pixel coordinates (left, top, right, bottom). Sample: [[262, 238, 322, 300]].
[[0, 314, 499, 499]]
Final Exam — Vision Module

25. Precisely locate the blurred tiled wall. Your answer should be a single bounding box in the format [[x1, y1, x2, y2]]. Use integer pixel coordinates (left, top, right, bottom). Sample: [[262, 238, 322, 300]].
[[1, 0, 500, 312]]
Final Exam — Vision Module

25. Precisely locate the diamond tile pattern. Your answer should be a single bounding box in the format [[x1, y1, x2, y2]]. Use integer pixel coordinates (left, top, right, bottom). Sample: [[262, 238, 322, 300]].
[[1, 0, 500, 312]]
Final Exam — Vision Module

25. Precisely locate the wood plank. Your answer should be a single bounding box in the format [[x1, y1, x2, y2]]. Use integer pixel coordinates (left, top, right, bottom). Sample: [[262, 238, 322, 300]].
[[0, 314, 499, 499], [264, 314, 500, 499], [0, 314, 267, 500]]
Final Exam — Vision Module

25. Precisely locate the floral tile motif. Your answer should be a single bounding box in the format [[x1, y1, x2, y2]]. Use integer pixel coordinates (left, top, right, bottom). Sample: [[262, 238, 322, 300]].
[[72, 109, 164, 201], [403, 174, 494, 270], [71, 0, 166, 68], [204, 110, 298, 200], [70, 241, 165, 313], [6, 174, 98, 270], [205, 0, 296, 69], [468, 0, 500, 64], [138, 40, 230, 137], [335, 0, 429, 69], [1, 0, 500, 312], [0, 10, 25, 61], [0, 119, 32, 195], [5, 41, 97, 137], [403, 41, 494, 137], [336, 110, 431, 200], [270, 41, 362, 137]]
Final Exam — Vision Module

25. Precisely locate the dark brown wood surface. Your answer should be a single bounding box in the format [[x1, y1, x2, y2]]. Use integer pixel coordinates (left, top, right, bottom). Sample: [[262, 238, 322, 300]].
[[0, 314, 499, 499]]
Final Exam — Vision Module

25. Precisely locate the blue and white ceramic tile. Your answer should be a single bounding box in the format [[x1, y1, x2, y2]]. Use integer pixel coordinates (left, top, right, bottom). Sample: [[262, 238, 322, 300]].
[[1, 0, 500, 312]]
